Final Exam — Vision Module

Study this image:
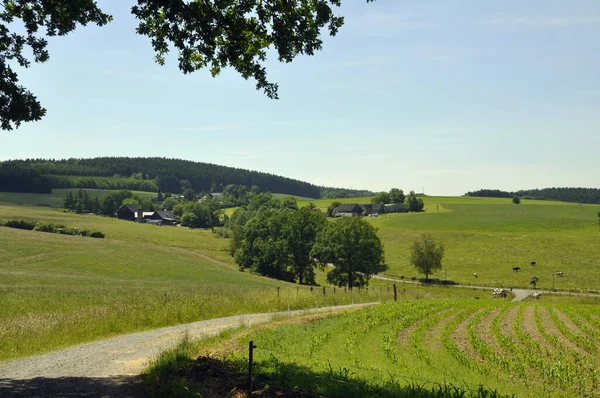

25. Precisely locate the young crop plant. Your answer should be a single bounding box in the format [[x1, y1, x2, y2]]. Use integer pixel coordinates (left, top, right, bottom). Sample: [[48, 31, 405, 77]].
[[466, 306, 525, 380], [546, 307, 597, 354], [441, 306, 491, 375], [560, 307, 600, 341], [489, 306, 527, 378], [409, 307, 458, 367], [533, 306, 561, 351]]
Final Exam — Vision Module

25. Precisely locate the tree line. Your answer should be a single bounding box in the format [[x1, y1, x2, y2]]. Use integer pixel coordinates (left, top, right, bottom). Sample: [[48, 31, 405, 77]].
[[466, 187, 600, 204], [1, 158, 378, 199], [226, 194, 386, 288], [0, 162, 52, 193], [63, 189, 154, 216]]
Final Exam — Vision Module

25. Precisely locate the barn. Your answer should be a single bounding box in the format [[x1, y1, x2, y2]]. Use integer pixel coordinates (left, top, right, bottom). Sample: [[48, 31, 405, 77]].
[[334, 203, 364, 217], [116, 204, 139, 221]]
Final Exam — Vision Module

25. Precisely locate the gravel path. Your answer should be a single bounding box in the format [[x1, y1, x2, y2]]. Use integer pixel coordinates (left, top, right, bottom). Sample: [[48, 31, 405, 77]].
[[0, 302, 377, 397]]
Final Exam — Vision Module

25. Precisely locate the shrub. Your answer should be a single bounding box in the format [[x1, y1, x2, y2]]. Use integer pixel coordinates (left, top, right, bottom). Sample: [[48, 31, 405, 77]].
[[33, 222, 65, 233], [56, 227, 81, 236], [88, 230, 105, 239], [4, 219, 37, 230]]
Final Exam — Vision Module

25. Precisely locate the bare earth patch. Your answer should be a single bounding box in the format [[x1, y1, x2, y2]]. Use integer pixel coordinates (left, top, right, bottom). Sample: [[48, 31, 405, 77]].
[[397, 307, 454, 348], [452, 309, 485, 364], [537, 307, 586, 356], [425, 310, 460, 352], [501, 306, 523, 348], [520, 306, 553, 352], [552, 308, 586, 337], [477, 307, 505, 355]]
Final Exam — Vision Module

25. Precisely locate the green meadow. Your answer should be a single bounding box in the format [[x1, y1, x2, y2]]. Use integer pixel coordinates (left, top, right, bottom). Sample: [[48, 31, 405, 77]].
[[1, 192, 599, 364], [0, 189, 156, 208], [299, 196, 600, 292], [0, 204, 384, 362]]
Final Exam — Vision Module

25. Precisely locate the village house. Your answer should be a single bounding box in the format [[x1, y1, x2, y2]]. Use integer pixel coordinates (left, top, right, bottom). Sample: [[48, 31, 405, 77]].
[[333, 203, 364, 217], [333, 202, 407, 217], [116, 204, 177, 225], [116, 204, 139, 221]]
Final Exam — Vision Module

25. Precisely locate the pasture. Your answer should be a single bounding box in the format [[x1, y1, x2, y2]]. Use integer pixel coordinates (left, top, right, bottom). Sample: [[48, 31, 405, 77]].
[[0, 204, 388, 362], [148, 298, 600, 397], [299, 196, 600, 292], [0, 189, 156, 208]]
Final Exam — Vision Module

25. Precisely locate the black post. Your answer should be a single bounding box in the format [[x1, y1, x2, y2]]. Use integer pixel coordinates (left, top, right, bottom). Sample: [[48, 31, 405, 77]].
[[277, 286, 280, 296], [248, 341, 256, 396], [310, 286, 313, 292], [333, 287, 336, 294], [393, 284, 397, 302], [323, 286, 326, 296]]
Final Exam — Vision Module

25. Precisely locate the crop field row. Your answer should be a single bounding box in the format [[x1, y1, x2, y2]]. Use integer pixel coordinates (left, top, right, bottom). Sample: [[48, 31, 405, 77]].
[[177, 299, 600, 397]]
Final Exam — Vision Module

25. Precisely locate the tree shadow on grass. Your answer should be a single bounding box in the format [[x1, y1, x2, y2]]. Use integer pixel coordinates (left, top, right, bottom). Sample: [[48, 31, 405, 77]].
[[0, 375, 144, 398], [146, 355, 514, 398]]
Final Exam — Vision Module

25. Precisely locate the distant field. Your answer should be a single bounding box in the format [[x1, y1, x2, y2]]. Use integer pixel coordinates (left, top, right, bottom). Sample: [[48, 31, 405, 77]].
[[168, 298, 599, 397], [298, 196, 600, 292], [0, 189, 157, 208]]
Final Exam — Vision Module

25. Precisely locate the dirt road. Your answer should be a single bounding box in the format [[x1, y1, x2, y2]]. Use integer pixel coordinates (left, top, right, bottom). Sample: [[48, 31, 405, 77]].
[[0, 302, 377, 397]]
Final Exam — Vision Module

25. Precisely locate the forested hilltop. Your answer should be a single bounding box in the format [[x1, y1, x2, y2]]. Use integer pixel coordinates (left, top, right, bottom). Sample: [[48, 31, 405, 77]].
[[466, 187, 600, 204], [0, 158, 373, 199]]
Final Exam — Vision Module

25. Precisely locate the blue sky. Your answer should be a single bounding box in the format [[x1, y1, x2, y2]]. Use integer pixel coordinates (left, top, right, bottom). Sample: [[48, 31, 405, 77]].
[[2, 0, 599, 195]]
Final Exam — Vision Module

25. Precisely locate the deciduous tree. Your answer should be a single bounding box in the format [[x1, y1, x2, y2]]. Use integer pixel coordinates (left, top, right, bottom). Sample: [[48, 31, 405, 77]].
[[389, 188, 405, 204], [410, 233, 444, 280], [371, 192, 391, 205], [1, 0, 374, 130], [406, 190, 424, 212], [311, 217, 386, 289]]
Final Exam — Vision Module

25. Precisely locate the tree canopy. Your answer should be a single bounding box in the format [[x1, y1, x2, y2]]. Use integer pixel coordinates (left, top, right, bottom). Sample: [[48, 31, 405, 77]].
[[311, 216, 386, 289], [410, 233, 444, 280], [234, 200, 327, 284], [1, 0, 374, 130], [406, 190, 424, 212]]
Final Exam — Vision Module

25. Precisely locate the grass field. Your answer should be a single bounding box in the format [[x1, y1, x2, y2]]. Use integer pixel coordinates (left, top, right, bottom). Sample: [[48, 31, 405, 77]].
[[146, 298, 600, 397], [0, 189, 157, 208], [2, 192, 599, 365], [299, 196, 600, 292], [0, 204, 390, 362]]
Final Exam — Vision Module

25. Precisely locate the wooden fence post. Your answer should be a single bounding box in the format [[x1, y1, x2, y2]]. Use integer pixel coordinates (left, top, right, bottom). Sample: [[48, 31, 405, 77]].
[[393, 284, 397, 302], [277, 286, 280, 296], [323, 286, 326, 296], [248, 341, 256, 396]]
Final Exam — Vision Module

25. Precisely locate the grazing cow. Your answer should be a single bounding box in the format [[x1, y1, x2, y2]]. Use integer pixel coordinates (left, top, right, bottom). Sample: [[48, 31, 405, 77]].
[[493, 288, 508, 297], [512, 267, 521, 272], [530, 261, 537, 266], [532, 292, 542, 299], [556, 272, 564, 277], [473, 273, 478, 278]]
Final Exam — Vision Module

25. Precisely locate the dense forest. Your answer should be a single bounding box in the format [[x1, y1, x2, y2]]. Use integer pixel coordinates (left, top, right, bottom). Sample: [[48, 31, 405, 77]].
[[466, 188, 600, 204], [0, 162, 52, 193], [0, 158, 373, 198]]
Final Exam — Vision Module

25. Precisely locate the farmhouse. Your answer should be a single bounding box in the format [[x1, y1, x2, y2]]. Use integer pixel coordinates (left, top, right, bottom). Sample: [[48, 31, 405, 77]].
[[359, 203, 383, 216], [149, 210, 178, 226], [384, 203, 408, 213], [117, 204, 178, 225], [334, 203, 364, 217], [116, 204, 139, 221], [333, 202, 409, 217]]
